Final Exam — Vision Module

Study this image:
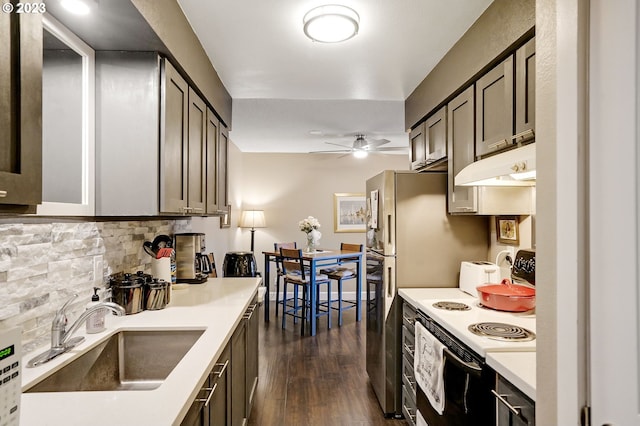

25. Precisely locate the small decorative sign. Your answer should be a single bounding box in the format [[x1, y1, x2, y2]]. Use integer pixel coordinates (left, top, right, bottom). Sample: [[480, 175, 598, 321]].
[[495, 215, 519, 245]]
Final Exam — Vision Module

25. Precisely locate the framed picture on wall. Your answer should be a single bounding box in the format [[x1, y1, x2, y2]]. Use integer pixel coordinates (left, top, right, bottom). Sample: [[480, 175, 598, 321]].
[[496, 215, 519, 245], [220, 204, 231, 228], [334, 193, 366, 233]]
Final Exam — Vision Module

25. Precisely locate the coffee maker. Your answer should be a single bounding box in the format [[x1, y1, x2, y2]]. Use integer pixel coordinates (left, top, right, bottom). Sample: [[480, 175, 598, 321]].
[[174, 233, 211, 283]]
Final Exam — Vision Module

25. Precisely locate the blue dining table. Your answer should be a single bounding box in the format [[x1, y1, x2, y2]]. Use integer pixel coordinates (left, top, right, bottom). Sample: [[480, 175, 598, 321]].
[[262, 248, 364, 336]]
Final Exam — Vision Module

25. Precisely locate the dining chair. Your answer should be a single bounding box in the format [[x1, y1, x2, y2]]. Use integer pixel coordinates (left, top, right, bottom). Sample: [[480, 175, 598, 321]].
[[273, 242, 297, 317], [321, 243, 363, 326], [279, 247, 331, 335]]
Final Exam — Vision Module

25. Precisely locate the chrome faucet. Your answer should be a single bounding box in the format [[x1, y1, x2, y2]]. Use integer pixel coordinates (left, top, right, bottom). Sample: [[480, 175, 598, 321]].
[[27, 294, 125, 368]]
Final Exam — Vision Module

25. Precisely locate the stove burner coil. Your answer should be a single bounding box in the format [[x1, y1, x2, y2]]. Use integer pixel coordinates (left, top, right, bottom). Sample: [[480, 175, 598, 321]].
[[432, 301, 471, 311], [468, 322, 536, 342]]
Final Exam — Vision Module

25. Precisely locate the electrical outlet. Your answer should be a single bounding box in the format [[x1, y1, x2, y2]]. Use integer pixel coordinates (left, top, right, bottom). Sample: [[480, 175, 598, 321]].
[[505, 246, 515, 260], [93, 255, 104, 284]]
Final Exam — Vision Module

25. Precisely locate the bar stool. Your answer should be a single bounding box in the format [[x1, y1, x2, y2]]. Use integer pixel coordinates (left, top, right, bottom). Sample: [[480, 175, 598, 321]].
[[273, 242, 297, 316], [321, 243, 362, 326], [280, 247, 331, 335]]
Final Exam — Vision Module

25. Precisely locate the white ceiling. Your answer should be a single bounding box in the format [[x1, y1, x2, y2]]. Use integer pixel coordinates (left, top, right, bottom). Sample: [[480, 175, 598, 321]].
[[177, 0, 493, 154]]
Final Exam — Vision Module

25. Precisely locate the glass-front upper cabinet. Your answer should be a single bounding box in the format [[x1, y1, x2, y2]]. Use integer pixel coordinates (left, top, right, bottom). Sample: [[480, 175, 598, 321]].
[[37, 14, 95, 216]]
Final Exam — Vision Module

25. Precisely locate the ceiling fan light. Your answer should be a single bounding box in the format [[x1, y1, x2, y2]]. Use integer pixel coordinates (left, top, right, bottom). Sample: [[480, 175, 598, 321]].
[[303, 5, 360, 43], [353, 150, 368, 159]]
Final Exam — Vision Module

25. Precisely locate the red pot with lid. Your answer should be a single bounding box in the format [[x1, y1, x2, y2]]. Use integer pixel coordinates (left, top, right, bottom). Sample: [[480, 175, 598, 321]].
[[476, 278, 535, 312]]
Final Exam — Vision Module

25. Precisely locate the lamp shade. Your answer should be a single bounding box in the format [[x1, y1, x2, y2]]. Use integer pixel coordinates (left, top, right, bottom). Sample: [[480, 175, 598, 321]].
[[239, 210, 266, 228]]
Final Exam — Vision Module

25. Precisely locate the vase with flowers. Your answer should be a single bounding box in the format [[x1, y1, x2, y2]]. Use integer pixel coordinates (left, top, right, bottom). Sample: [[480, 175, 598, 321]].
[[299, 216, 322, 253]]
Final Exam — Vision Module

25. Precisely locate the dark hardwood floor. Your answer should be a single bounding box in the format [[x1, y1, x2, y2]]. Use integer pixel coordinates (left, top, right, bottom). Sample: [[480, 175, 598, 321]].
[[248, 301, 408, 426]]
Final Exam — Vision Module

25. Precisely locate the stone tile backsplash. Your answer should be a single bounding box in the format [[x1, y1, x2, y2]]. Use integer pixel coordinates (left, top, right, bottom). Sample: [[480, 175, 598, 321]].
[[0, 219, 190, 353]]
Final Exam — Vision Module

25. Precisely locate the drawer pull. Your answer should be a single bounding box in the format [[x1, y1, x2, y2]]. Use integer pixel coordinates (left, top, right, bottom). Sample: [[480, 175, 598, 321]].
[[212, 360, 229, 378], [402, 373, 416, 393], [402, 403, 416, 422], [0, 190, 6, 197], [492, 389, 524, 418], [403, 343, 415, 357], [204, 383, 218, 406], [402, 314, 416, 325]]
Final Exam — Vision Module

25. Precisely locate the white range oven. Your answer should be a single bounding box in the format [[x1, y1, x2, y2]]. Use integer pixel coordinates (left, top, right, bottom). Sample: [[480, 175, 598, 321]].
[[406, 250, 537, 426]]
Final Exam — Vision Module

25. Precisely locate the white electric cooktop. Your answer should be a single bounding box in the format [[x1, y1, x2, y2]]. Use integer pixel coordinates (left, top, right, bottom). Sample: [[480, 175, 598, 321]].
[[401, 288, 536, 357]]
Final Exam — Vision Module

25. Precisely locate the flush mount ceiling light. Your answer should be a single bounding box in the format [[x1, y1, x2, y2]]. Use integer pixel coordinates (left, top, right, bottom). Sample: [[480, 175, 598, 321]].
[[303, 4, 360, 43], [60, 0, 91, 15]]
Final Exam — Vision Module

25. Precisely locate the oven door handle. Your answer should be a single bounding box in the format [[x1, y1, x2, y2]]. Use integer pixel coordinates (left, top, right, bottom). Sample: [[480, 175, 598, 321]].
[[443, 347, 482, 376]]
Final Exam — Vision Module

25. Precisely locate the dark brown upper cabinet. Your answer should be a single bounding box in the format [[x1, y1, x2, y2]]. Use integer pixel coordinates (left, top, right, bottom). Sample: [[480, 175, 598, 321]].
[[475, 56, 514, 159], [515, 37, 536, 139], [217, 125, 229, 210], [409, 122, 426, 170], [447, 86, 477, 214], [475, 37, 536, 159], [409, 106, 447, 171], [0, 12, 42, 212]]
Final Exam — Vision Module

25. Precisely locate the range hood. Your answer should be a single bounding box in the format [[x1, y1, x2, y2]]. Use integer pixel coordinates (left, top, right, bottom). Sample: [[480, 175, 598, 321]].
[[455, 143, 536, 186]]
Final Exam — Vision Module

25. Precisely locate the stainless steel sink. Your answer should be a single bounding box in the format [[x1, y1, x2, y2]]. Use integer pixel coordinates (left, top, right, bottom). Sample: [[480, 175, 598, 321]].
[[25, 329, 204, 392]]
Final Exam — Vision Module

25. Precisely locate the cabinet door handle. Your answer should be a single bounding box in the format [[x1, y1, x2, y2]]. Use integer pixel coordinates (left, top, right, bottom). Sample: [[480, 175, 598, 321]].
[[196, 383, 220, 407], [203, 383, 218, 407], [491, 390, 523, 418], [511, 128, 535, 142], [212, 360, 229, 378], [0, 190, 6, 197]]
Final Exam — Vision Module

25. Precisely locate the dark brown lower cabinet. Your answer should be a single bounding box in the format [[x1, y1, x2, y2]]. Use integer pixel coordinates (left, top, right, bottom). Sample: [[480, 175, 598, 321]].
[[494, 375, 535, 426], [231, 317, 247, 426], [181, 386, 207, 426], [181, 296, 259, 426], [181, 345, 230, 426], [245, 300, 259, 417], [208, 345, 231, 426]]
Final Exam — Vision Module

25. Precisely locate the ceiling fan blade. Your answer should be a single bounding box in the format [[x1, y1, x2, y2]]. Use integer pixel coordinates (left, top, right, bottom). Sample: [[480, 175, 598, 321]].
[[363, 138, 390, 148], [372, 146, 408, 152], [324, 141, 354, 149], [309, 149, 353, 154]]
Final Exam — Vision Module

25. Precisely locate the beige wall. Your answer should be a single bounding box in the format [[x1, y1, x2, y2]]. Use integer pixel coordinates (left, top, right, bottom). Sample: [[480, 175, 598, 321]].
[[191, 141, 245, 274], [239, 153, 408, 291], [131, 0, 232, 127], [405, 0, 535, 129]]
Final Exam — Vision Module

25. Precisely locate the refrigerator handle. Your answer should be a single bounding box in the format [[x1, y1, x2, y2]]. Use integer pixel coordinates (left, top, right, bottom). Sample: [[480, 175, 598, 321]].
[[386, 263, 395, 298], [387, 214, 393, 246]]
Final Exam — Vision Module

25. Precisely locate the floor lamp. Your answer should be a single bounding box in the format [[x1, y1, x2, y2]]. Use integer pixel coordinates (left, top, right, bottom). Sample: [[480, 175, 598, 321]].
[[239, 210, 266, 252]]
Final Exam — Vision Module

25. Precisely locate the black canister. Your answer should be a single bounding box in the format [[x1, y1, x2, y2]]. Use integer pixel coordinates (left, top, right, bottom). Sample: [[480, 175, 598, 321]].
[[223, 252, 258, 277]]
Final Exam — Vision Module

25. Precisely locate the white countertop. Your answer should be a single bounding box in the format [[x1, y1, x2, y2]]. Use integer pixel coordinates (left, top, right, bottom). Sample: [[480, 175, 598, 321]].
[[398, 287, 536, 401], [20, 277, 260, 426], [486, 351, 536, 401]]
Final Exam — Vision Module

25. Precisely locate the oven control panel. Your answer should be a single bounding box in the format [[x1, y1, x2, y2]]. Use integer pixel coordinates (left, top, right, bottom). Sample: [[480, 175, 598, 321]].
[[0, 328, 21, 426], [512, 249, 535, 285]]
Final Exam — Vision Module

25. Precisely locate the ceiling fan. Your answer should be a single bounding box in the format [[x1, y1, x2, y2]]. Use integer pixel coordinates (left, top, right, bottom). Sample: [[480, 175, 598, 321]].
[[310, 134, 407, 158]]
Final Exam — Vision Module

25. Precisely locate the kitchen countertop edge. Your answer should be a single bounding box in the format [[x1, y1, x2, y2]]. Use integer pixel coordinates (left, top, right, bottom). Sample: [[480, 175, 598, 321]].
[[398, 287, 536, 402], [20, 277, 261, 426], [486, 351, 536, 401]]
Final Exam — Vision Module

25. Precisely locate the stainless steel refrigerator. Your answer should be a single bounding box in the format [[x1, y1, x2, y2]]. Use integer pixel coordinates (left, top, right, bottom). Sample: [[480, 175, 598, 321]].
[[365, 170, 489, 417]]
